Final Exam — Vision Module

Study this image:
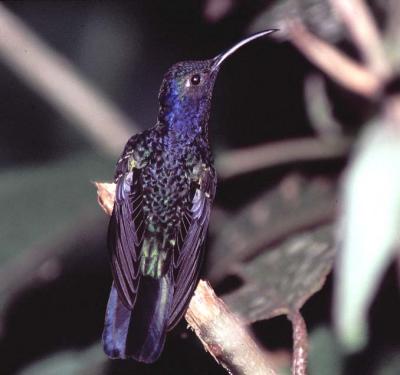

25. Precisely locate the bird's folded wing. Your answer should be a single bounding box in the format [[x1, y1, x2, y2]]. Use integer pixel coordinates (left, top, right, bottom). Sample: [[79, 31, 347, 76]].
[[167, 167, 216, 330], [108, 168, 144, 309]]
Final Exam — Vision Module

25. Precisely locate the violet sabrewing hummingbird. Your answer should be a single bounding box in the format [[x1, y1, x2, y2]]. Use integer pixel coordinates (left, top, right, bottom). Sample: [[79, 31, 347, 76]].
[[103, 29, 277, 363]]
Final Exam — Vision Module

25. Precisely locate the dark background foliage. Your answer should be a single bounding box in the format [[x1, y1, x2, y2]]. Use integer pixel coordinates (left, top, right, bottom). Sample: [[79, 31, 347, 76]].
[[0, 1, 399, 374]]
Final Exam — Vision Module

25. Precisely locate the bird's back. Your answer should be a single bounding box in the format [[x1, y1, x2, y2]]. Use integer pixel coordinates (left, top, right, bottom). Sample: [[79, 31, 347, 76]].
[[139, 135, 195, 278]]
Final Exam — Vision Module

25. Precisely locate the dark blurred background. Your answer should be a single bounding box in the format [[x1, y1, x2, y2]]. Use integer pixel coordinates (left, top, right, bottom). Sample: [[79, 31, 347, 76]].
[[0, 1, 399, 374]]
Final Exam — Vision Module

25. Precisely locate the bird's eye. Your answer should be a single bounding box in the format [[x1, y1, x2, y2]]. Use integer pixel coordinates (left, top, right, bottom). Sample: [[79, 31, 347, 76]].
[[190, 74, 201, 85]]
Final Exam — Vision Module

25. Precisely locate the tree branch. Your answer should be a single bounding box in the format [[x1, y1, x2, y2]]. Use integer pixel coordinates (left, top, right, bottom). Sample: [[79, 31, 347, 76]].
[[0, 4, 137, 157], [186, 280, 277, 375], [286, 19, 382, 98], [330, 0, 391, 79], [216, 136, 351, 179]]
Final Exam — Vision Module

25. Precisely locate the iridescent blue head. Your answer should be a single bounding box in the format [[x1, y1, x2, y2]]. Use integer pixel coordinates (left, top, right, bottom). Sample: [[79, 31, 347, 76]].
[[157, 29, 277, 138]]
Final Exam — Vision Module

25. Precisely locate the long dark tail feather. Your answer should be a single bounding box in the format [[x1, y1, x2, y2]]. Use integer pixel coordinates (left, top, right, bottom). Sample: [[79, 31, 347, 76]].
[[102, 283, 131, 359], [103, 276, 172, 363]]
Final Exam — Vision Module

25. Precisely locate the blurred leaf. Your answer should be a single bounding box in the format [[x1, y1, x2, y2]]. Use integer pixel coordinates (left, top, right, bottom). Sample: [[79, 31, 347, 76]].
[[18, 344, 106, 375], [223, 224, 335, 323], [0, 151, 112, 265], [0, 215, 108, 323], [208, 175, 335, 283], [335, 121, 400, 351], [248, 0, 343, 43], [203, 0, 234, 22], [0, 152, 113, 318], [375, 352, 400, 375], [309, 326, 343, 375]]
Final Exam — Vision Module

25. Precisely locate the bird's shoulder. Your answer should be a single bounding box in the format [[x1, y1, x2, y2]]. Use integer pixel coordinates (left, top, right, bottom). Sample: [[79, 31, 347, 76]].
[[184, 143, 215, 191], [114, 124, 165, 181]]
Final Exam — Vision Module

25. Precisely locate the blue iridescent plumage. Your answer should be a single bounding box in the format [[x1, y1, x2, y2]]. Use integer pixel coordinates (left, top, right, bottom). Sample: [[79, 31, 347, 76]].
[[103, 29, 277, 363]]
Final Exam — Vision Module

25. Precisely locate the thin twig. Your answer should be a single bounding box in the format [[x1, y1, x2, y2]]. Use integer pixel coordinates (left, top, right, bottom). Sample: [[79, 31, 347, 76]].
[[384, 0, 400, 69], [289, 310, 308, 375], [304, 74, 343, 139], [383, 94, 400, 131], [216, 136, 352, 179], [0, 4, 137, 157], [330, 0, 391, 79], [286, 19, 382, 98]]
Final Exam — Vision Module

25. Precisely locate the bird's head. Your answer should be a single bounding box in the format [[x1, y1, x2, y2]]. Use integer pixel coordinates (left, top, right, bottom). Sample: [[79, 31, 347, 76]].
[[158, 29, 277, 136], [158, 59, 217, 132]]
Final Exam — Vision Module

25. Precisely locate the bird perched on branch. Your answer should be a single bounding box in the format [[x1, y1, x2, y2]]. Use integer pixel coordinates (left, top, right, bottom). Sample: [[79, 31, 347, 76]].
[[103, 29, 277, 363]]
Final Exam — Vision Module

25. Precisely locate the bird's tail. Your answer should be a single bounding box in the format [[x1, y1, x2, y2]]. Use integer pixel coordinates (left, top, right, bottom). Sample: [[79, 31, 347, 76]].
[[102, 275, 172, 363]]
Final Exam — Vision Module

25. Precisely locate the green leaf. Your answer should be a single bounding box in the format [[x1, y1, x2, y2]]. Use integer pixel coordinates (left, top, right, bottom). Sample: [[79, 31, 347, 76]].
[[247, 0, 344, 43], [335, 121, 400, 351], [223, 225, 335, 323], [0, 151, 112, 265], [0, 152, 113, 315], [309, 326, 343, 375], [18, 344, 106, 375], [375, 352, 400, 375], [208, 175, 336, 284]]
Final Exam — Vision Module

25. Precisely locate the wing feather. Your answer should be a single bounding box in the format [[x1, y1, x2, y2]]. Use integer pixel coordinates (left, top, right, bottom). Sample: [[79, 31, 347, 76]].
[[167, 167, 216, 330], [108, 169, 144, 309]]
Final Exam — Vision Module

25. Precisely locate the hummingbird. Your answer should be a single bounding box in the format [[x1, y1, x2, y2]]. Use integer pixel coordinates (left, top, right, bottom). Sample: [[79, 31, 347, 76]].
[[103, 29, 277, 363]]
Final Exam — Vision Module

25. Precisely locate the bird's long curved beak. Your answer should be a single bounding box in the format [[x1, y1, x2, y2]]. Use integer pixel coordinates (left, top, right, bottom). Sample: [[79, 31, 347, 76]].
[[211, 29, 278, 71]]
